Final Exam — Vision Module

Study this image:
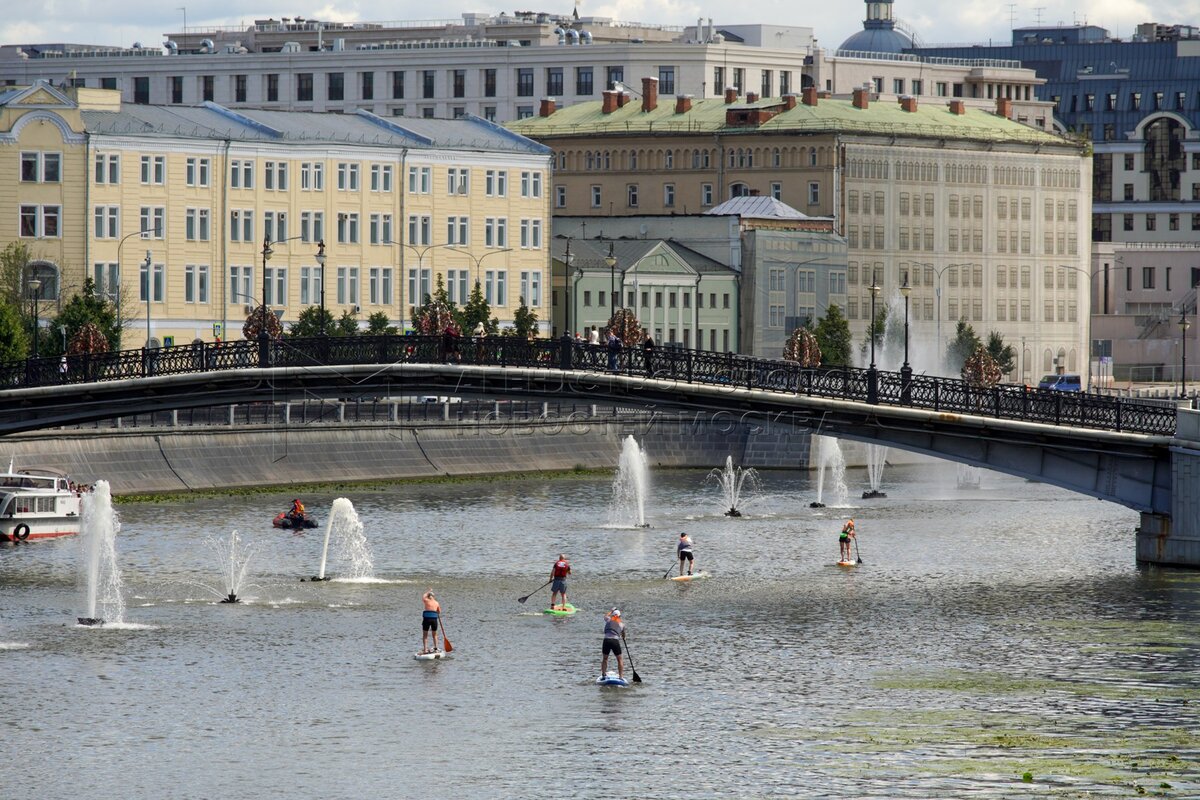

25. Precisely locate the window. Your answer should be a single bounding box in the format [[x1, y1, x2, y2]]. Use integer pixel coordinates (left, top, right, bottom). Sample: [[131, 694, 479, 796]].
[[263, 267, 287, 306], [337, 213, 360, 244], [297, 73, 314, 102], [301, 162, 325, 191], [338, 162, 361, 191], [234, 74, 247, 103], [447, 216, 469, 245], [520, 270, 542, 306], [94, 206, 119, 239], [520, 171, 542, 198], [545, 67, 563, 96], [448, 167, 469, 195], [407, 215, 432, 246], [229, 159, 253, 189], [485, 170, 508, 197], [484, 217, 508, 247], [484, 69, 496, 98], [407, 166, 431, 194], [519, 219, 542, 249], [659, 66, 676, 95], [371, 164, 394, 192], [361, 71, 374, 100], [409, 268, 433, 305], [391, 71, 405, 99], [133, 76, 150, 104], [591, 186, 602, 208], [185, 208, 210, 241], [368, 267, 393, 305], [485, 270, 507, 305], [94, 153, 120, 184], [229, 209, 253, 242], [169, 75, 183, 104], [20, 205, 60, 238], [141, 155, 166, 185], [702, 183, 713, 206], [266, 73, 279, 102], [368, 213, 392, 245], [664, 184, 675, 207], [808, 182, 820, 205], [139, 206, 165, 239], [337, 267, 360, 305], [185, 157, 210, 187], [714, 67, 725, 95], [264, 211, 288, 242], [140, 260, 165, 303], [607, 66, 624, 90], [299, 266, 321, 305], [555, 185, 566, 208], [576, 67, 593, 96], [627, 184, 639, 208], [1143, 267, 1156, 289], [21, 152, 61, 183]]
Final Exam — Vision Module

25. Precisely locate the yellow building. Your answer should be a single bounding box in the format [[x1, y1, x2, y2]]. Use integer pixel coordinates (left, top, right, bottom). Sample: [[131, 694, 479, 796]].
[[1, 81, 551, 348]]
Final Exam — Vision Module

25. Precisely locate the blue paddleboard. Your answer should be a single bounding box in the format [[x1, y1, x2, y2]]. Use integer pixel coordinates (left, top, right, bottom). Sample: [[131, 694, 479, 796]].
[[596, 672, 629, 687]]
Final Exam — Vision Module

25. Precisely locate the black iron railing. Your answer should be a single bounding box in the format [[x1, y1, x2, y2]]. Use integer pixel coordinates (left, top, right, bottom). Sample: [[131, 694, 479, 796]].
[[0, 335, 1179, 437]]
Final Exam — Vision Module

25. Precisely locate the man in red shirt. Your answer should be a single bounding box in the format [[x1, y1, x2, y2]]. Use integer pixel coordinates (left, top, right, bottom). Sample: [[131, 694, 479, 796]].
[[549, 554, 571, 611]]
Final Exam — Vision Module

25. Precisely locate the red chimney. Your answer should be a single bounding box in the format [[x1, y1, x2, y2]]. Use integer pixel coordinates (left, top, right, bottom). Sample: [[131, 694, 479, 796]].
[[675, 94, 692, 114], [784, 93, 798, 109], [641, 76, 658, 112], [996, 97, 1013, 118], [724, 86, 738, 104], [539, 97, 556, 117], [616, 91, 630, 108], [801, 87, 817, 106], [899, 96, 917, 113], [852, 87, 870, 110], [949, 99, 966, 115], [602, 90, 618, 114], [746, 91, 759, 103]]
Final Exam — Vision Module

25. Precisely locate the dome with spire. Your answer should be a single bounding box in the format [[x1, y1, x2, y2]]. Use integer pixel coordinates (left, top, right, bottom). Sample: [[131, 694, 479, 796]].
[[838, 0, 915, 54]]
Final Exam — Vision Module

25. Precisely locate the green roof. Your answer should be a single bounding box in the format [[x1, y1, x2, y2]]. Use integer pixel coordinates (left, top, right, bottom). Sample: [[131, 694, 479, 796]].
[[508, 95, 1078, 149]]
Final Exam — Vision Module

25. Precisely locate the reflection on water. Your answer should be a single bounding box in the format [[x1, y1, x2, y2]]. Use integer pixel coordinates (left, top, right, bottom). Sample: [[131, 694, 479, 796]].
[[1, 463, 1198, 798]]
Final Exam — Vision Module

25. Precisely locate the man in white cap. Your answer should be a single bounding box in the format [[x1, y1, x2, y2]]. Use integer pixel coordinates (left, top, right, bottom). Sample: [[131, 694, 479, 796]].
[[601, 607, 626, 680]]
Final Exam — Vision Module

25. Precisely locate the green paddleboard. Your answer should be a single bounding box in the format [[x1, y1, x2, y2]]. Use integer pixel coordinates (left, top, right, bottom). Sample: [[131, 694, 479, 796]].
[[543, 603, 577, 616]]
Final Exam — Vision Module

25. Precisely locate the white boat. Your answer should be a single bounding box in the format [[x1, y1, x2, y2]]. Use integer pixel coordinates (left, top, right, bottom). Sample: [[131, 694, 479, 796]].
[[0, 463, 83, 542]]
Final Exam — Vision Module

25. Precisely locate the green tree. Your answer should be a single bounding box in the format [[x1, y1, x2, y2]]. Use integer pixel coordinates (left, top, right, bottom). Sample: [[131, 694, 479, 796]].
[[0, 302, 29, 362], [858, 305, 888, 363], [366, 312, 397, 335], [412, 273, 460, 334], [509, 296, 538, 339], [334, 310, 360, 336], [812, 304, 852, 366], [287, 305, 336, 337], [945, 319, 982, 375], [49, 278, 121, 357], [986, 331, 1016, 376], [0, 241, 33, 308], [456, 280, 499, 335]]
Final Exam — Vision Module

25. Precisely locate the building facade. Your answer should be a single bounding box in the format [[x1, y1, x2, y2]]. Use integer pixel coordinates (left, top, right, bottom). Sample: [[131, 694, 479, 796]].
[[1, 82, 551, 348], [512, 82, 1091, 379]]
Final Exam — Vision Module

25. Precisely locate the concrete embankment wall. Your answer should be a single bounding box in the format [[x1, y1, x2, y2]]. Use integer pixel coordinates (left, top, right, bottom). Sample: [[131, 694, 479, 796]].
[[4, 416, 821, 495]]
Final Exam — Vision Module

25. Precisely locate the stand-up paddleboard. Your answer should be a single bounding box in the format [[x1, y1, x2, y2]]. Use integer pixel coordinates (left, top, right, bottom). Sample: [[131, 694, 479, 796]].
[[414, 650, 450, 660], [596, 672, 630, 687], [669, 571, 710, 582], [543, 603, 577, 616], [836, 560, 859, 567]]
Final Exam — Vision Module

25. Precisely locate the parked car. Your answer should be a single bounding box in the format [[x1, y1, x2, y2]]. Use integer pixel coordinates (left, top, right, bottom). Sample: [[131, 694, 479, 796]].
[[1037, 373, 1082, 392]]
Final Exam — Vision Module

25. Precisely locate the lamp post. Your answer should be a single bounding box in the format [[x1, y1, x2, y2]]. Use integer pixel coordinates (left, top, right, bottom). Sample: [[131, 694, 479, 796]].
[[1180, 309, 1191, 399], [446, 246, 513, 318], [28, 278, 41, 359], [867, 276, 880, 404], [562, 238, 574, 338], [260, 236, 274, 340], [605, 242, 618, 321], [315, 240, 328, 335], [142, 250, 153, 348], [114, 225, 162, 345], [899, 274, 912, 403], [390, 241, 459, 332]]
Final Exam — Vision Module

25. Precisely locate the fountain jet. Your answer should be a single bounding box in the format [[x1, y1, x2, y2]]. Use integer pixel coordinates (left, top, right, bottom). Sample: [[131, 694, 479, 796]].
[[707, 456, 761, 517]]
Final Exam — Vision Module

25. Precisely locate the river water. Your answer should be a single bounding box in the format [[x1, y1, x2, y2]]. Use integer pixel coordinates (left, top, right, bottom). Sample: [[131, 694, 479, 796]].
[[1, 463, 1198, 799]]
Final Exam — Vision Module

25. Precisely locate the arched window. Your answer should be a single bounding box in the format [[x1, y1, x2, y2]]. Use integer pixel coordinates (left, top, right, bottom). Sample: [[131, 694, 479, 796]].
[[1144, 117, 1186, 201], [730, 183, 750, 198], [27, 261, 60, 302]]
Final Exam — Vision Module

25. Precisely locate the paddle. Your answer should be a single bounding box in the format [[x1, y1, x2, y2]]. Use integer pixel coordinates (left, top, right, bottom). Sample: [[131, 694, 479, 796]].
[[621, 632, 642, 683], [662, 560, 677, 579], [518, 579, 552, 604], [440, 614, 453, 653], [854, 537, 864, 565]]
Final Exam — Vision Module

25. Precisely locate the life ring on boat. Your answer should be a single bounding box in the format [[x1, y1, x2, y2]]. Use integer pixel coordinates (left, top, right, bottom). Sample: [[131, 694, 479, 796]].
[[13, 524, 30, 541]]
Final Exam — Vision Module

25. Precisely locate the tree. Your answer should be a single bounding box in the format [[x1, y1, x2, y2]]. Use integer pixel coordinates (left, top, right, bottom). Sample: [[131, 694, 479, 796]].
[[945, 319, 982, 375], [0, 302, 29, 362], [0, 241, 33, 308], [986, 330, 1016, 376], [49, 278, 121, 357], [242, 306, 284, 340], [287, 305, 335, 337], [812, 304, 852, 366], [365, 311, 397, 335], [334, 310, 360, 336], [783, 326, 821, 366], [509, 296, 538, 339], [457, 280, 499, 335]]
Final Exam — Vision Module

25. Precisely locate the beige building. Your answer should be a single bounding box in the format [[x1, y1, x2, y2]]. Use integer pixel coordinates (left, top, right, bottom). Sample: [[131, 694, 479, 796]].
[[1, 82, 551, 349], [511, 81, 1092, 380]]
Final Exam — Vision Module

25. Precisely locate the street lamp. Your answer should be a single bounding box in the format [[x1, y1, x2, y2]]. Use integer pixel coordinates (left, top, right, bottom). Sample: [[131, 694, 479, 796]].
[[867, 278, 881, 369], [1180, 309, 1191, 399], [446, 245, 513, 315], [28, 278, 41, 359], [261, 236, 274, 339], [315, 239, 328, 335], [114, 225, 162, 345], [142, 250, 152, 348], [389, 241, 458, 332], [561, 238, 574, 338], [899, 274, 912, 403], [605, 242, 618, 321]]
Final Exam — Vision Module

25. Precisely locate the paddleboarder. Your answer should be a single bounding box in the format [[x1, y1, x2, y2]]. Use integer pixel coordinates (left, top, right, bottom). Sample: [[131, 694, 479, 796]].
[[839, 518, 856, 563], [549, 554, 571, 611], [677, 532, 695, 576], [420, 590, 442, 654], [601, 608, 625, 681]]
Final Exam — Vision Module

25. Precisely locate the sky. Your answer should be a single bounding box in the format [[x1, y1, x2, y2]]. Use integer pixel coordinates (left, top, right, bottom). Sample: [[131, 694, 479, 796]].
[[5, 1, 1200, 51]]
